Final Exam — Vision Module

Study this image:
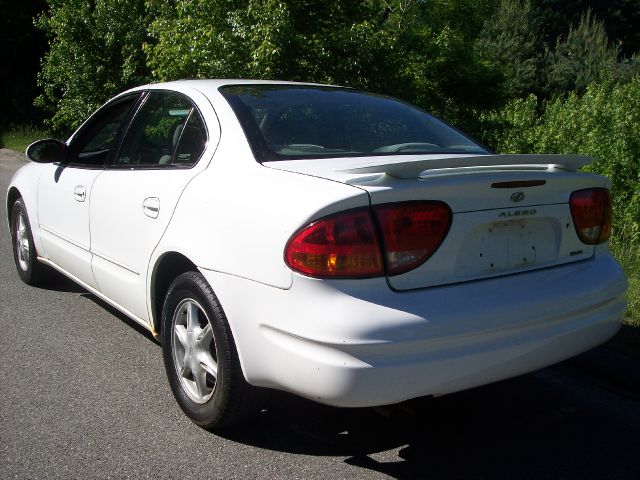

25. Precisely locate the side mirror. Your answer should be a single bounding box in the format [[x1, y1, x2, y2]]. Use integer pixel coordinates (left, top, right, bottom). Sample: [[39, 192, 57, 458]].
[[26, 139, 66, 163]]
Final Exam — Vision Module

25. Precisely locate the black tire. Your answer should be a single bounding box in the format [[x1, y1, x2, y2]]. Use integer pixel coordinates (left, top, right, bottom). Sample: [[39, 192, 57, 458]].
[[10, 198, 48, 285], [161, 271, 257, 429]]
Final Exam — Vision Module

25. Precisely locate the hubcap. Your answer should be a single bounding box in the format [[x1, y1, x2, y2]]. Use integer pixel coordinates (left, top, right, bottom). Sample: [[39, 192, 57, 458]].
[[171, 298, 218, 404], [15, 212, 29, 271]]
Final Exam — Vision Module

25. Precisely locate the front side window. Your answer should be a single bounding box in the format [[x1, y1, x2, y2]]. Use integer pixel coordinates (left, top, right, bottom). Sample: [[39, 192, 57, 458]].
[[66, 96, 139, 167], [220, 85, 489, 162], [115, 91, 207, 168]]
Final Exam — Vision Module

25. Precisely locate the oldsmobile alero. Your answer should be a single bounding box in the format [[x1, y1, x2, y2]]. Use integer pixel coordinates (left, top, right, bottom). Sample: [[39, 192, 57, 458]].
[[7, 80, 628, 428]]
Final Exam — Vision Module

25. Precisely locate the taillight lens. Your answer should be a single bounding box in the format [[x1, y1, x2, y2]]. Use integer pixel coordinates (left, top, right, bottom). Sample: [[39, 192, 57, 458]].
[[374, 201, 452, 275], [284, 209, 383, 278], [569, 188, 612, 245], [285, 201, 452, 278]]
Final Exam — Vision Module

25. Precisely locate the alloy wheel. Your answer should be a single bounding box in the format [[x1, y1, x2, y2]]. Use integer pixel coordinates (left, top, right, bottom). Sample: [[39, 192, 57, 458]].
[[15, 211, 30, 271], [171, 298, 218, 404]]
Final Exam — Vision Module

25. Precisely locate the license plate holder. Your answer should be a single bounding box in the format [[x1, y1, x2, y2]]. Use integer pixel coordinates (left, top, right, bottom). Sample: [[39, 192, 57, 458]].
[[477, 221, 538, 271]]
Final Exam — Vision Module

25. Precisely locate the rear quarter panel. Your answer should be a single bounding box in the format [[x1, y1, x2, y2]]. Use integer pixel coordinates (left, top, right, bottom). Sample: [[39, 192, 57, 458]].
[[154, 148, 371, 290]]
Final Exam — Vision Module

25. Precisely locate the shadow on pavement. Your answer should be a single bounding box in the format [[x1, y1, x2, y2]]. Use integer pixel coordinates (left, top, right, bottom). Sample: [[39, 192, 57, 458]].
[[32, 265, 85, 293], [33, 266, 158, 343], [81, 292, 159, 344], [219, 369, 639, 479]]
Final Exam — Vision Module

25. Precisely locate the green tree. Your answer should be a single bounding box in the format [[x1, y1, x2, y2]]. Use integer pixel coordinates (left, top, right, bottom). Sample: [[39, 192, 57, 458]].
[[36, 0, 151, 131], [144, 0, 398, 84], [145, 0, 499, 129], [36, 0, 497, 131], [475, 0, 542, 99], [545, 9, 619, 97], [532, 0, 640, 58], [28, 0, 640, 134], [475, 1, 637, 104]]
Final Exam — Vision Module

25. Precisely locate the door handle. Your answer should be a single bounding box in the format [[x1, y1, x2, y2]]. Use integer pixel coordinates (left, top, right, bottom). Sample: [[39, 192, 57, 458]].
[[73, 185, 86, 202], [142, 197, 160, 219]]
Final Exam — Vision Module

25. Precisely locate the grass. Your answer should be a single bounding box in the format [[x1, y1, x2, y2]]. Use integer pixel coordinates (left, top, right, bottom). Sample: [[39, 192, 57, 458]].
[[611, 239, 640, 324], [626, 277, 640, 325], [608, 239, 640, 356], [0, 125, 50, 153]]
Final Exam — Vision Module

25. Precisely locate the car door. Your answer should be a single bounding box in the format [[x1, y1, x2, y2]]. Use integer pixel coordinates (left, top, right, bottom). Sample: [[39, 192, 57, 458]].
[[89, 90, 209, 322], [37, 94, 140, 287]]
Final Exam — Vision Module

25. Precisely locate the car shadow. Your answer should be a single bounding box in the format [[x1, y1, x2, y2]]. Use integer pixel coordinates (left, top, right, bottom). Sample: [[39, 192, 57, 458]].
[[34, 266, 86, 293], [218, 370, 639, 479], [80, 292, 159, 344], [35, 266, 159, 344]]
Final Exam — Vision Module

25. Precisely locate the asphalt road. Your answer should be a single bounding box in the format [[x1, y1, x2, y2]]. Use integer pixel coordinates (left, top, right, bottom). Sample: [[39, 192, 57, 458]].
[[1, 148, 639, 479]]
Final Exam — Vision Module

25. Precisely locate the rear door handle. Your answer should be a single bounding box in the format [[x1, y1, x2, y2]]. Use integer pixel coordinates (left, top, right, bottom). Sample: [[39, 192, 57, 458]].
[[73, 185, 86, 202], [142, 197, 160, 219]]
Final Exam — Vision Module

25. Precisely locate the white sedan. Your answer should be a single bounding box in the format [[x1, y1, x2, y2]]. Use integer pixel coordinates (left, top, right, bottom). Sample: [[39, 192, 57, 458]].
[[7, 80, 628, 429]]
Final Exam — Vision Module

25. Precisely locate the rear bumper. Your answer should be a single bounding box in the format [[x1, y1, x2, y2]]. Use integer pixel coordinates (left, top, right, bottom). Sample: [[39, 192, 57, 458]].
[[200, 253, 627, 407]]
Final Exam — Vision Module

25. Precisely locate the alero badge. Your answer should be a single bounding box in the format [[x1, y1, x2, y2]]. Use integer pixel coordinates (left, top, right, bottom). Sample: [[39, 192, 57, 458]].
[[499, 209, 537, 218], [510, 191, 525, 202]]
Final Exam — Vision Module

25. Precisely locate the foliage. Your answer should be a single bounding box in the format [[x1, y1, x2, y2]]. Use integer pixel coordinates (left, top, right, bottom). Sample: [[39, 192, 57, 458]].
[[531, 0, 640, 58], [144, 1, 501, 131], [545, 10, 619, 97], [475, 3, 632, 107], [27, 0, 640, 134], [475, 0, 542, 99], [626, 278, 639, 325], [36, 0, 151, 132], [482, 73, 640, 246], [610, 236, 639, 328]]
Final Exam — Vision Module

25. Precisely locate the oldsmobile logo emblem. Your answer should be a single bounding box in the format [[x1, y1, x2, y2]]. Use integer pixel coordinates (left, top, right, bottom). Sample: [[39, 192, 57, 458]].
[[510, 191, 525, 203]]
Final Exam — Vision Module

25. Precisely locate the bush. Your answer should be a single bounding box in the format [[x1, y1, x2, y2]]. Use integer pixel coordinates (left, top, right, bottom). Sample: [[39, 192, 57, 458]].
[[482, 74, 640, 245]]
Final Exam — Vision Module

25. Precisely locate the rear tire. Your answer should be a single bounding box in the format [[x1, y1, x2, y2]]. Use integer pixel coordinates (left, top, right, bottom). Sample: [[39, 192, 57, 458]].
[[11, 198, 48, 285], [161, 271, 257, 429]]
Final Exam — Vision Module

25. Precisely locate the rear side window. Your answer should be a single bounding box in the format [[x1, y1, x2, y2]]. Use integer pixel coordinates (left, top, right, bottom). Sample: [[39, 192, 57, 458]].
[[174, 110, 207, 166], [115, 91, 207, 168], [220, 85, 488, 162]]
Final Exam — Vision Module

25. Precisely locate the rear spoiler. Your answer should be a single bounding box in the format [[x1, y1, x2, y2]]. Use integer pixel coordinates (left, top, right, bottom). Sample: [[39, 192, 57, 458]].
[[335, 154, 593, 179]]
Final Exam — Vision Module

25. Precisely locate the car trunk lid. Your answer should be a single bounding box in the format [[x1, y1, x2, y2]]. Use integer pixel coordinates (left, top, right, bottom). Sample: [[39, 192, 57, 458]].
[[265, 154, 609, 290]]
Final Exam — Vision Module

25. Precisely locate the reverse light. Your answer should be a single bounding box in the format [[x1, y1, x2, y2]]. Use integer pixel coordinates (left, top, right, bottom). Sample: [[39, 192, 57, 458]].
[[569, 188, 612, 245], [374, 202, 452, 275], [285, 201, 452, 278]]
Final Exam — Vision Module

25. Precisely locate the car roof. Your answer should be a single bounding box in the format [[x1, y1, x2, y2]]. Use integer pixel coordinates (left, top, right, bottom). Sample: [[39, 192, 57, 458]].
[[126, 79, 336, 98]]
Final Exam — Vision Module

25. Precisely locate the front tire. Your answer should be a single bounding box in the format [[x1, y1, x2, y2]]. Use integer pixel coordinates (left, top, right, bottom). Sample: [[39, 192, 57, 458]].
[[161, 271, 257, 429], [11, 198, 47, 285]]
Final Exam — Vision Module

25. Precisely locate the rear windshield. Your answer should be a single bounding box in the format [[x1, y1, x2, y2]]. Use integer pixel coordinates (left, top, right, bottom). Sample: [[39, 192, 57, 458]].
[[219, 84, 488, 162]]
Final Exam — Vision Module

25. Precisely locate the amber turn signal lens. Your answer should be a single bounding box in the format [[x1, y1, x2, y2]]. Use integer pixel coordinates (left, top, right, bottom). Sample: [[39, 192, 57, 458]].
[[285, 209, 383, 278]]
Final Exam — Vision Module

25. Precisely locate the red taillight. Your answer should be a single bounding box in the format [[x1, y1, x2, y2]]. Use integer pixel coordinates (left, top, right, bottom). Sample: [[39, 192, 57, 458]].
[[285, 201, 452, 278], [569, 188, 612, 245], [284, 209, 383, 278], [374, 201, 452, 275]]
